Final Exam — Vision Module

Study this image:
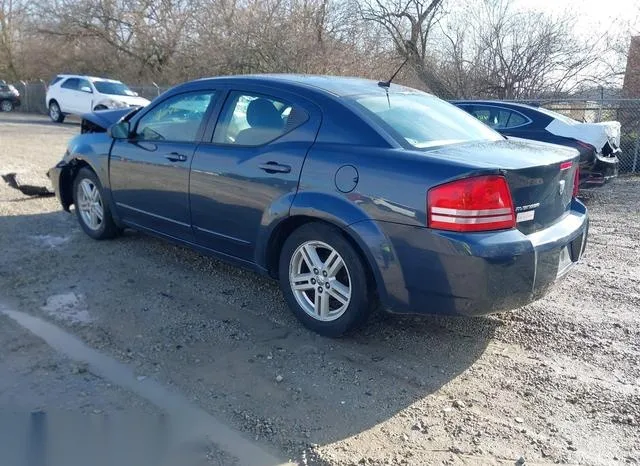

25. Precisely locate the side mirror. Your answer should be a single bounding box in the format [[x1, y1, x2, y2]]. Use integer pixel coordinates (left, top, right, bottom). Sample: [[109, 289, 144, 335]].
[[80, 86, 93, 93], [108, 121, 131, 139], [133, 91, 139, 97]]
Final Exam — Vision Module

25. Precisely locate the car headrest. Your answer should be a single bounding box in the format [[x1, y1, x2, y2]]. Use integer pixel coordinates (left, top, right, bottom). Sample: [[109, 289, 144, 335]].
[[246, 98, 283, 129]]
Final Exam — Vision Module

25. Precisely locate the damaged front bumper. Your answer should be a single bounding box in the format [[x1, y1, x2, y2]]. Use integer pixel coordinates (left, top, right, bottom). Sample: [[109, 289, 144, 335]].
[[47, 160, 72, 211]]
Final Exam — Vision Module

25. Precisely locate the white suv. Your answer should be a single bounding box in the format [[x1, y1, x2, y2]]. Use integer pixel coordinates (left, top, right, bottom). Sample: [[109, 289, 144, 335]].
[[45, 75, 151, 123]]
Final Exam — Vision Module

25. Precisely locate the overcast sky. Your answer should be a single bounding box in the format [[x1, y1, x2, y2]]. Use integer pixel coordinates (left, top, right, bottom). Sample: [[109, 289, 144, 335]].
[[516, 0, 638, 31]]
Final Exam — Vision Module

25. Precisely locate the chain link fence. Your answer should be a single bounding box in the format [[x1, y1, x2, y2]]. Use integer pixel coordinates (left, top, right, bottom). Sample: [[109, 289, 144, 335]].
[[9, 81, 49, 114], [6, 82, 640, 173]]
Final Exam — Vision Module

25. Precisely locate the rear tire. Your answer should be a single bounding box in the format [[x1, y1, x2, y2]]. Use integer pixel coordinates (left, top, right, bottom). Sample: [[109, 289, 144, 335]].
[[93, 105, 108, 111], [48, 101, 65, 123], [0, 99, 14, 112], [279, 222, 374, 337], [72, 167, 119, 240]]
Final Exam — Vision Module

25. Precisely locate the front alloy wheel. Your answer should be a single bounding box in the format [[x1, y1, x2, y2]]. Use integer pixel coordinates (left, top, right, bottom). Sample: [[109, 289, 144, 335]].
[[279, 222, 375, 336], [77, 178, 104, 231], [72, 167, 119, 240]]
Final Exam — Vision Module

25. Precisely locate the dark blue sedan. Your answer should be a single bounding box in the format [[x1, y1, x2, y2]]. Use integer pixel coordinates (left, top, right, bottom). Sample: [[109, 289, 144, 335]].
[[451, 100, 620, 187], [49, 75, 588, 336]]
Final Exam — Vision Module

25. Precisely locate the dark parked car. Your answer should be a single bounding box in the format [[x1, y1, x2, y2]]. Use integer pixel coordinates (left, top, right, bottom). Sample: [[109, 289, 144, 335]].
[[48, 75, 588, 336], [0, 80, 20, 112], [452, 100, 620, 188]]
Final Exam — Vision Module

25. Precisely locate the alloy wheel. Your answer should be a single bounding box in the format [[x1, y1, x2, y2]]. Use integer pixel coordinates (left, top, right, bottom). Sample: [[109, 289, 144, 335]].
[[49, 104, 60, 120], [289, 240, 352, 321], [0, 100, 13, 112], [76, 179, 104, 231]]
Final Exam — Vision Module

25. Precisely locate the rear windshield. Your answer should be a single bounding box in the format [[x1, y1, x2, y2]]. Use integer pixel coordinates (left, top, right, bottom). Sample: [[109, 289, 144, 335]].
[[349, 93, 502, 148], [92, 80, 136, 96]]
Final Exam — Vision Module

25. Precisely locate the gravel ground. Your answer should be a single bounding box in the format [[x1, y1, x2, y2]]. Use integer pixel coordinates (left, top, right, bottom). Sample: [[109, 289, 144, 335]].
[[0, 112, 638, 465]]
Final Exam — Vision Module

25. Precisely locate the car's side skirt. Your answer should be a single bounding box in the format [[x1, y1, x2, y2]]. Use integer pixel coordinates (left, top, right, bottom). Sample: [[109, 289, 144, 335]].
[[121, 220, 266, 275]]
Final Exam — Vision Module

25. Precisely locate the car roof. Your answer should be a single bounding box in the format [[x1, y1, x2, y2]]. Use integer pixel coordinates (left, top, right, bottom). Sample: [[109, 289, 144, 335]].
[[55, 74, 122, 83], [186, 74, 426, 98], [450, 100, 540, 111]]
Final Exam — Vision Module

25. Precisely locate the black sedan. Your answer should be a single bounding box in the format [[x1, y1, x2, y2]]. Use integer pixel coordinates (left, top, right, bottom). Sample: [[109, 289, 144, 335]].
[[0, 80, 20, 112], [452, 100, 620, 187]]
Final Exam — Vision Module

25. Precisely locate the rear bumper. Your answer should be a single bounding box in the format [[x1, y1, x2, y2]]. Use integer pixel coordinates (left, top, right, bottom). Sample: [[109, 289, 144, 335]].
[[359, 200, 588, 316], [580, 152, 618, 187]]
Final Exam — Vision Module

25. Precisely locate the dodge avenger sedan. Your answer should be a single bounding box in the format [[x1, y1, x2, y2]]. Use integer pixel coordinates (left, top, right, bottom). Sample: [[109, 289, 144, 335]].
[[48, 75, 588, 336]]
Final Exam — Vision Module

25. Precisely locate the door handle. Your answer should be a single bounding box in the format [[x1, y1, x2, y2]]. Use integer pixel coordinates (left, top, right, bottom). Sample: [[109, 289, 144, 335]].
[[259, 161, 291, 174], [165, 152, 188, 162]]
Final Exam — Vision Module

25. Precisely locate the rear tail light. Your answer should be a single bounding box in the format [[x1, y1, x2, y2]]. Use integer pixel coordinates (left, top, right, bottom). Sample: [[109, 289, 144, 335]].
[[427, 175, 516, 232], [573, 167, 580, 197]]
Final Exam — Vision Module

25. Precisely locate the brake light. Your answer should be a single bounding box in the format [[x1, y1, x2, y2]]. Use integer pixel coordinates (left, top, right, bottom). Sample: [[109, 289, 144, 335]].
[[573, 168, 580, 197], [427, 175, 516, 232], [560, 161, 572, 170]]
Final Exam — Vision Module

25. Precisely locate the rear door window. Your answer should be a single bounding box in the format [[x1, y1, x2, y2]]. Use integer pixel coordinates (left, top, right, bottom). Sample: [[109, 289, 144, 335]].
[[49, 76, 64, 87], [212, 91, 307, 146], [470, 107, 529, 129], [494, 110, 513, 129], [61, 78, 80, 90], [504, 111, 528, 128], [470, 108, 493, 125]]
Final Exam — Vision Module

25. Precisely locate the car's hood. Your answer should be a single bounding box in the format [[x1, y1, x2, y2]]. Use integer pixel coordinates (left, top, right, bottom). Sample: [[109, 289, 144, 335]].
[[81, 108, 134, 130], [546, 119, 621, 152], [97, 94, 151, 107]]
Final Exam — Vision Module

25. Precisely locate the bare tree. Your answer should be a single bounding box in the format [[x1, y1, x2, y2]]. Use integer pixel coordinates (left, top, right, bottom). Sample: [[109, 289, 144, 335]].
[[0, 0, 24, 80], [33, 0, 198, 80], [435, 0, 607, 99], [1, 0, 623, 104], [358, 0, 453, 96]]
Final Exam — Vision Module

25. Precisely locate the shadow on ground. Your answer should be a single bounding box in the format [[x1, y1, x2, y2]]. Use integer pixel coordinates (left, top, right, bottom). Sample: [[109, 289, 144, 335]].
[[0, 210, 499, 462]]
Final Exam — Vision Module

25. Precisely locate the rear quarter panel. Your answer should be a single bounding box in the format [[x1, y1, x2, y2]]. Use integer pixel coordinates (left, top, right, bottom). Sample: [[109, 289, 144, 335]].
[[296, 144, 482, 228]]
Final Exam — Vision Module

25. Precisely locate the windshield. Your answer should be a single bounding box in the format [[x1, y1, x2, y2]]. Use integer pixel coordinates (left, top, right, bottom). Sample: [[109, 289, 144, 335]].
[[535, 106, 579, 125], [350, 93, 502, 148], [92, 80, 136, 96]]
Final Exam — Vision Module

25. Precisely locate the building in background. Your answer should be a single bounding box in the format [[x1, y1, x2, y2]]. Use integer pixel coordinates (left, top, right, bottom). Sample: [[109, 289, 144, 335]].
[[623, 36, 640, 97]]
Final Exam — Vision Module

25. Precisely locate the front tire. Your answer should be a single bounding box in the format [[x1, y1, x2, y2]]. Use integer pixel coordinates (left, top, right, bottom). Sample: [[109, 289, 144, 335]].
[[72, 167, 119, 240], [48, 101, 65, 123], [0, 99, 14, 112], [93, 105, 108, 111], [279, 222, 374, 337]]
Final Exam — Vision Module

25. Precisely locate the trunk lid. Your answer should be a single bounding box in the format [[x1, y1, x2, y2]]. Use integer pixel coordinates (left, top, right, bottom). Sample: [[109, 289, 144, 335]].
[[504, 157, 577, 235], [428, 139, 579, 234], [546, 119, 621, 153]]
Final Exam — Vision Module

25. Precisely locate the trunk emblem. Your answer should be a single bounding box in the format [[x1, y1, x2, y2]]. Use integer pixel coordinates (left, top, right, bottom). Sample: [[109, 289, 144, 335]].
[[559, 180, 566, 195], [515, 203, 540, 212]]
